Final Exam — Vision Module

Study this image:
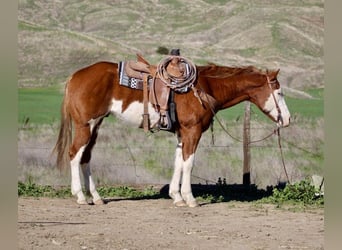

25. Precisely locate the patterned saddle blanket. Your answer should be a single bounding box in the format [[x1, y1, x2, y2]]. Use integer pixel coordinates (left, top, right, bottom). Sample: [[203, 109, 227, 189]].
[[118, 61, 149, 90]]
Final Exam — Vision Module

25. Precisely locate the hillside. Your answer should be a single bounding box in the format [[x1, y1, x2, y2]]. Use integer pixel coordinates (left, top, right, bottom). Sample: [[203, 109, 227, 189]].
[[18, 0, 324, 91]]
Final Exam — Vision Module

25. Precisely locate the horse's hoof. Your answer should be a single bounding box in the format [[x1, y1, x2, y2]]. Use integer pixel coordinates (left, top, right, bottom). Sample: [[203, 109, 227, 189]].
[[187, 200, 199, 208], [174, 200, 187, 207], [93, 198, 104, 205], [76, 199, 88, 205]]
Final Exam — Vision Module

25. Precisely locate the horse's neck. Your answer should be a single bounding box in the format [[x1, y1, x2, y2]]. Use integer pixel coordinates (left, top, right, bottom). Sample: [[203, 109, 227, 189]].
[[212, 74, 259, 109]]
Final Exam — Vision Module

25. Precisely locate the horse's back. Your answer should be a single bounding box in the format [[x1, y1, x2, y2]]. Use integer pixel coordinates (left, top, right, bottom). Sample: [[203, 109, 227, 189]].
[[68, 61, 118, 90], [70, 61, 118, 81]]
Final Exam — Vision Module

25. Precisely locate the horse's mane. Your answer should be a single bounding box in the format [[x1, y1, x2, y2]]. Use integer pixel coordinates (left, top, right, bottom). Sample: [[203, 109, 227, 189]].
[[197, 63, 265, 78]]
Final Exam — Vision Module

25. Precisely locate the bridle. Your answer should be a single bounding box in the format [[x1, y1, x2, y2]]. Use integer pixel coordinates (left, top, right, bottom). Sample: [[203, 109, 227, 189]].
[[266, 75, 283, 127]]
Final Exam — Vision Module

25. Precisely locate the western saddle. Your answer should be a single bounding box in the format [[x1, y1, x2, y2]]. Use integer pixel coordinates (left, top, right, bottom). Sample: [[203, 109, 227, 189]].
[[119, 49, 216, 132]]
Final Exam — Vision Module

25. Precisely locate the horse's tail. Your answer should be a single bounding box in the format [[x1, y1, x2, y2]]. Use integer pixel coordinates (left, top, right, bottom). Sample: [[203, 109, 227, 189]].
[[52, 79, 72, 171]]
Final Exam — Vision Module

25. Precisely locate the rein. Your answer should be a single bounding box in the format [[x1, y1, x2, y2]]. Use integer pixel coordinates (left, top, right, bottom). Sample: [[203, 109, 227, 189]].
[[265, 76, 290, 183], [276, 127, 290, 184], [213, 108, 291, 184], [212, 109, 277, 143]]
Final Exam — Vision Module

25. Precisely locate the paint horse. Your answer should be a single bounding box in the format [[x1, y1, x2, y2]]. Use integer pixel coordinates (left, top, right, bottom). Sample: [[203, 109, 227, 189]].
[[53, 59, 290, 207]]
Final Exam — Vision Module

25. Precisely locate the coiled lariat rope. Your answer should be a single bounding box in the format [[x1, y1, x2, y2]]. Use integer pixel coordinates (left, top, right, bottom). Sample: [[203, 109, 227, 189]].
[[157, 56, 197, 92]]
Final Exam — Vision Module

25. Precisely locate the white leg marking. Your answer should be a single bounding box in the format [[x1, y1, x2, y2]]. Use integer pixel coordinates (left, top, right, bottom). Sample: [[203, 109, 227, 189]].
[[169, 144, 185, 205], [181, 154, 198, 207], [70, 146, 87, 204], [81, 163, 103, 204]]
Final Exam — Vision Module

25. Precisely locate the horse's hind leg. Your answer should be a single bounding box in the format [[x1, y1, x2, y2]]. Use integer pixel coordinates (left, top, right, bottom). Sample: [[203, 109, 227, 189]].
[[69, 124, 93, 205], [80, 118, 104, 205], [81, 162, 103, 204]]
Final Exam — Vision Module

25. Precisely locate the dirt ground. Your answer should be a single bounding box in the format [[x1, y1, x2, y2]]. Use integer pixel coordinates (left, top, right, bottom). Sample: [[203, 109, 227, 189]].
[[18, 197, 324, 250]]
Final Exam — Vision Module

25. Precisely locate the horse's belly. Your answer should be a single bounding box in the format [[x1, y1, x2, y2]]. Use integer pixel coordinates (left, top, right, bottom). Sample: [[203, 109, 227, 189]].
[[110, 99, 160, 127]]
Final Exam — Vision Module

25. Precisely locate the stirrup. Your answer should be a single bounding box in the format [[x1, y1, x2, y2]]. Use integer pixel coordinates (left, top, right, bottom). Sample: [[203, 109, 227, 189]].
[[159, 112, 172, 131]]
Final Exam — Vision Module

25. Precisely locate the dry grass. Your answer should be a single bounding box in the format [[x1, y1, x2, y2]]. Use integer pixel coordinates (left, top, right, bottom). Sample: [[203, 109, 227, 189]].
[[18, 0, 324, 89], [18, 116, 324, 189]]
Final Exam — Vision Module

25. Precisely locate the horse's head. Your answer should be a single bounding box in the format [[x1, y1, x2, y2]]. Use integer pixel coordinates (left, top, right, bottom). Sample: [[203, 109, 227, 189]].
[[249, 69, 291, 127]]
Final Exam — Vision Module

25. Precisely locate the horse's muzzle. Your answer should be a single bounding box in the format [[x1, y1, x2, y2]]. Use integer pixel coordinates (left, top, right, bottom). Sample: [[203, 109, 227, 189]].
[[278, 116, 290, 128]]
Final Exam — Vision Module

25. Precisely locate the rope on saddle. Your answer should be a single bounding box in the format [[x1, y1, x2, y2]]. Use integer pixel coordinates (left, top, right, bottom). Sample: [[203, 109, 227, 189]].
[[157, 56, 197, 93]]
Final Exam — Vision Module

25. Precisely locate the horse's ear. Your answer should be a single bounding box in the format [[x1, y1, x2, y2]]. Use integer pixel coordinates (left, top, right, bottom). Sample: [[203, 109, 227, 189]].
[[269, 69, 280, 79], [273, 69, 280, 77]]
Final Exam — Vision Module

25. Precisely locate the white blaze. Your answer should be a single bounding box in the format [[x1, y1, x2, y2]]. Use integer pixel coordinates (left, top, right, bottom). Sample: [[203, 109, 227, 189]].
[[263, 88, 291, 127]]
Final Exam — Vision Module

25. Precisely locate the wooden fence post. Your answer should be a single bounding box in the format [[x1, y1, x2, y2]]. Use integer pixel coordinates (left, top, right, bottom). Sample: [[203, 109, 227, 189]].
[[243, 101, 251, 186]]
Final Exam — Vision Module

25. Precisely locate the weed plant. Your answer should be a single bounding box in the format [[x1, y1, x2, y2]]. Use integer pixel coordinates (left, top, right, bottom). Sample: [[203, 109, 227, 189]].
[[259, 179, 324, 207], [17, 178, 323, 209]]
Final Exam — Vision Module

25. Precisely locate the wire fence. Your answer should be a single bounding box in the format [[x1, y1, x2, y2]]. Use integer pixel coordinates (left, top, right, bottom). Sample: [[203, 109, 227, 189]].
[[18, 106, 324, 188]]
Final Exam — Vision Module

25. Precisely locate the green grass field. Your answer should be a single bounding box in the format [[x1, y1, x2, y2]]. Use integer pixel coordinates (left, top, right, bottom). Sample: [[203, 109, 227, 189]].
[[18, 87, 324, 125], [18, 86, 62, 125]]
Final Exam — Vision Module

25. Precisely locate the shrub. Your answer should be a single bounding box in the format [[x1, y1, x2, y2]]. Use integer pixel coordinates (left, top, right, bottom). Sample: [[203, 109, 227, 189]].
[[262, 179, 324, 206]]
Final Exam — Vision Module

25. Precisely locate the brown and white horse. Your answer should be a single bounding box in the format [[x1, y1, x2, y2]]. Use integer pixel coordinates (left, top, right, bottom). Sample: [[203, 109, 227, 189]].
[[54, 61, 290, 207]]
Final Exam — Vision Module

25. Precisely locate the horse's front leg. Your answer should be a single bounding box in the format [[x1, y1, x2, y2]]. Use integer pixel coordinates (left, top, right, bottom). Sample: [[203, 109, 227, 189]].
[[169, 143, 187, 207], [179, 129, 201, 207], [180, 153, 198, 207], [169, 129, 201, 207]]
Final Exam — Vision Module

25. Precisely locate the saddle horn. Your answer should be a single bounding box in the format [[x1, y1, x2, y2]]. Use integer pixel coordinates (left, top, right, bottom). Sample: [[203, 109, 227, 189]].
[[136, 53, 150, 65]]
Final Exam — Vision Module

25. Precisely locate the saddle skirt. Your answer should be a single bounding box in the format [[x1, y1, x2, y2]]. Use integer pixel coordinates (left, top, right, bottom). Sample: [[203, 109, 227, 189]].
[[118, 57, 180, 113]]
